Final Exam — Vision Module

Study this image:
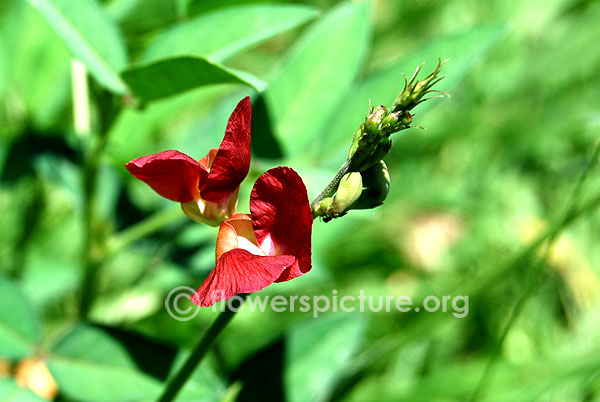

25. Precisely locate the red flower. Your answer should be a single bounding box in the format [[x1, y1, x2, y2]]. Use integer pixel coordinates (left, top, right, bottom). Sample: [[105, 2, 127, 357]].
[[191, 167, 313, 307], [125, 97, 252, 226]]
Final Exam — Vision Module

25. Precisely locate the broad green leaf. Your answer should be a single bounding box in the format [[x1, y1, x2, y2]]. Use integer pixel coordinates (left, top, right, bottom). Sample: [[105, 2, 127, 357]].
[[49, 359, 162, 401], [105, 85, 229, 168], [0, 378, 47, 402], [0, 32, 8, 99], [187, 0, 290, 16], [264, 1, 371, 157], [285, 313, 366, 402], [142, 4, 319, 63], [122, 57, 265, 102], [21, 253, 80, 307], [0, 1, 71, 131], [49, 325, 225, 402], [48, 325, 162, 401], [33, 155, 81, 206], [108, 0, 180, 35], [318, 25, 505, 160], [26, 0, 128, 93], [16, 168, 82, 307], [0, 275, 39, 359]]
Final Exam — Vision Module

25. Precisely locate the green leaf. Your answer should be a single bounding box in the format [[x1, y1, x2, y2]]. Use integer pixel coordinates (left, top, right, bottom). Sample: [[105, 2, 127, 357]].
[[285, 313, 366, 402], [48, 325, 162, 401], [264, 1, 371, 157], [108, 0, 180, 35], [0, 275, 39, 359], [0, 1, 71, 131], [48, 323, 226, 402], [142, 4, 319, 63], [26, 0, 128, 93], [105, 85, 227, 167], [0, 378, 47, 402], [318, 25, 506, 160], [122, 57, 265, 102]]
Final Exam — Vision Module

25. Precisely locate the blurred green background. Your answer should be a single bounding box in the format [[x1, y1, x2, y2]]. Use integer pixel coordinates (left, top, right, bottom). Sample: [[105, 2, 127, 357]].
[[1, 0, 600, 400]]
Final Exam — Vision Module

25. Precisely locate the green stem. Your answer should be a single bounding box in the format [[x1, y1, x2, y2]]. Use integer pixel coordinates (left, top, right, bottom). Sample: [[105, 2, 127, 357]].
[[79, 141, 104, 320], [74, 62, 123, 320], [157, 295, 247, 402], [73, 60, 101, 321], [310, 161, 350, 218]]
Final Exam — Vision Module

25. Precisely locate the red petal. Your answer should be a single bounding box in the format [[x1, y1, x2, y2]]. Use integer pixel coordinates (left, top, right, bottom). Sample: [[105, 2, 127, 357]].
[[201, 97, 252, 202], [125, 150, 208, 203], [250, 167, 312, 282], [191, 249, 294, 307]]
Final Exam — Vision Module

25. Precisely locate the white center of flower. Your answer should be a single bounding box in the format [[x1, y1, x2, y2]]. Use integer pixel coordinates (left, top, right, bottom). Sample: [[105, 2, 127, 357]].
[[236, 235, 266, 256]]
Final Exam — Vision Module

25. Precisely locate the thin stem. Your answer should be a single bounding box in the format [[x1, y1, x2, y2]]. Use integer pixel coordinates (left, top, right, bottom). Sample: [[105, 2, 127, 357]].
[[157, 295, 248, 402], [73, 60, 101, 321], [310, 161, 350, 218], [71, 60, 91, 137], [79, 138, 105, 320], [74, 62, 124, 320]]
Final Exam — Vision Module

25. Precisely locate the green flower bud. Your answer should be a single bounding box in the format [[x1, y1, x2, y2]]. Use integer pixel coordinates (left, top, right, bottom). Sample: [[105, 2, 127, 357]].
[[314, 196, 334, 218], [400, 111, 413, 126], [333, 172, 363, 214], [379, 112, 399, 132], [364, 106, 387, 137], [392, 59, 448, 112], [352, 160, 390, 209]]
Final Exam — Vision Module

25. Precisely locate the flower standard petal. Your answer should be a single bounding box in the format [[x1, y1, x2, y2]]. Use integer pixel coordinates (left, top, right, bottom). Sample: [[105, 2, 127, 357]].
[[191, 249, 294, 307], [201, 96, 252, 203], [125, 150, 208, 203], [250, 167, 313, 282]]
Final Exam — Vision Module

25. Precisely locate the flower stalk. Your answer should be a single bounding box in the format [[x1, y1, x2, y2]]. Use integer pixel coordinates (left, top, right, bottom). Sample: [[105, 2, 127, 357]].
[[75, 61, 103, 320], [157, 295, 247, 402], [311, 58, 448, 221]]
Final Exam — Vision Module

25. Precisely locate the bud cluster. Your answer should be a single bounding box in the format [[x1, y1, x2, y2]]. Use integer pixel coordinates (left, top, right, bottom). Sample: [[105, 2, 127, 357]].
[[393, 58, 449, 112], [312, 59, 448, 221]]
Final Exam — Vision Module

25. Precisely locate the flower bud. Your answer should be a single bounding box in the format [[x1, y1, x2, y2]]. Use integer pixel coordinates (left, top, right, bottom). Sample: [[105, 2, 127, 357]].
[[333, 172, 363, 214], [400, 111, 412, 126], [379, 112, 399, 132], [364, 106, 387, 137], [352, 160, 390, 209], [392, 59, 448, 112], [314, 196, 334, 218]]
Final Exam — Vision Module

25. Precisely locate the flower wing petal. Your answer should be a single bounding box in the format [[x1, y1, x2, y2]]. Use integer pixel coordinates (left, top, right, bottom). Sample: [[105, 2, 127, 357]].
[[250, 167, 312, 282], [191, 249, 294, 307], [125, 150, 207, 202], [201, 97, 252, 203]]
